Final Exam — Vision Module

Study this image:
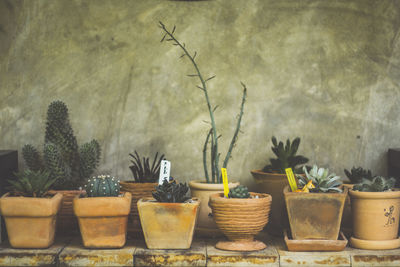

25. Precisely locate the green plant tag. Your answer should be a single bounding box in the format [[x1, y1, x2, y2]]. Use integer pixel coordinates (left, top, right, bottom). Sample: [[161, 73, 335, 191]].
[[285, 168, 298, 192], [221, 168, 229, 197]]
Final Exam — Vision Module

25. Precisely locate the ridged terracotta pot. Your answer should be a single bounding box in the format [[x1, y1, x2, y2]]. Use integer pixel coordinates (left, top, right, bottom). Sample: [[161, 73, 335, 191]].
[[209, 192, 272, 251], [0, 192, 63, 248], [349, 189, 400, 250], [73, 192, 132, 248], [284, 186, 347, 240], [137, 198, 200, 249]]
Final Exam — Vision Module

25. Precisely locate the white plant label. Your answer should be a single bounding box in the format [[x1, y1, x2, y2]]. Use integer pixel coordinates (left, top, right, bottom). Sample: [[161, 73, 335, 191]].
[[159, 160, 171, 184]]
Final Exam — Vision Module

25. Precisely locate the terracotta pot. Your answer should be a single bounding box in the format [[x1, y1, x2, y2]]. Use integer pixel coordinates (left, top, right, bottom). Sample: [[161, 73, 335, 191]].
[[137, 198, 200, 249], [209, 192, 272, 251], [250, 170, 290, 236], [0, 192, 63, 248], [341, 184, 354, 236], [284, 186, 347, 240], [349, 189, 400, 249], [120, 181, 156, 233], [73, 192, 132, 248], [189, 180, 239, 236]]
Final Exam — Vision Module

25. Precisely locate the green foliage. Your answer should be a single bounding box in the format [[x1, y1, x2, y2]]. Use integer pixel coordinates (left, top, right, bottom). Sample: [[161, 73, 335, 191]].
[[262, 137, 309, 174], [85, 175, 120, 197], [298, 165, 343, 193], [353, 176, 396, 192], [22, 144, 44, 172], [7, 170, 58, 197], [344, 166, 373, 184], [152, 179, 190, 203], [228, 185, 250, 198], [129, 151, 165, 183]]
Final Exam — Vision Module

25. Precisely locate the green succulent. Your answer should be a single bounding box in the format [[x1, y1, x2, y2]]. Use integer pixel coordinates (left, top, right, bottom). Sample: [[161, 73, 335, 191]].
[[152, 179, 190, 203], [228, 185, 250, 198], [298, 165, 343, 193], [129, 151, 165, 183], [85, 175, 120, 197], [353, 176, 396, 192], [344, 166, 373, 184], [7, 170, 58, 197], [22, 144, 44, 172], [262, 137, 308, 174]]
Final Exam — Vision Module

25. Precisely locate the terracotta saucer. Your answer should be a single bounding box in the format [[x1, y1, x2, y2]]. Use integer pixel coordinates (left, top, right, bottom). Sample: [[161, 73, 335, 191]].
[[216, 240, 267, 251], [284, 229, 348, 251], [350, 236, 400, 250]]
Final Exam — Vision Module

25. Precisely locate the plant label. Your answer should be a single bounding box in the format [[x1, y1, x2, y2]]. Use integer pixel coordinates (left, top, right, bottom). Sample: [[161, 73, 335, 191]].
[[285, 168, 298, 192], [159, 160, 171, 184], [221, 168, 229, 197]]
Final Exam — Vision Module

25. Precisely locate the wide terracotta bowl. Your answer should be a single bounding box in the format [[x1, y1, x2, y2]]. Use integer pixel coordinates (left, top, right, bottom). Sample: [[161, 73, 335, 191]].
[[209, 192, 271, 251]]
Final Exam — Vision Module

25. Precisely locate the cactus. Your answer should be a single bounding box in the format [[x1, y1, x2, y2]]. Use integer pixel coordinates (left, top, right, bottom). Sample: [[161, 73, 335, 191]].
[[298, 165, 343, 193], [85, 175, 120, 197], [344, 166, 373, 184], [228, 185, 250, 198], [129, 151, 165, 183], [79, 140, 101, 180], [8, 170, 58, 197], [152, 179, 190, 203], [22, 144, 44, 172], [353, 176, 395, 192]]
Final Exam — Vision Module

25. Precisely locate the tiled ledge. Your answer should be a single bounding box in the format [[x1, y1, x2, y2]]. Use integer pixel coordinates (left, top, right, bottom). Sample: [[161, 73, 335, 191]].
[[0, 235, 400, 267]]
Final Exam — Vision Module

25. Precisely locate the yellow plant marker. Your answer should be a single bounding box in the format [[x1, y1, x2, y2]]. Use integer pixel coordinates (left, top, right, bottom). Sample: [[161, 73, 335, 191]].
[[221, 168, 229, 198], [285, 168, 298, 192]]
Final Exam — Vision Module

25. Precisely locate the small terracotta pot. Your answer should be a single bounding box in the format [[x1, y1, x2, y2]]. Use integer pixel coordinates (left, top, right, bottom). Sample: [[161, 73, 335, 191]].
[[0, 192, 63, 248], [137, 198, 200, 249], [73, 192, 132, 248], [284, 186, 347, 240], [189, 180, 239, 237], [209, 192, 272, 251]]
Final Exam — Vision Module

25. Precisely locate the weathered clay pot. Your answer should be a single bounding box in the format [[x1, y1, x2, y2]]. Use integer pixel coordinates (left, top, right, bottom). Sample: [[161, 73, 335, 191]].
[[349, 189, 400, 249], [0, 192, 63, 248], [73, 192, 132, 248], [137, 198, 200, 249], [251, 170, 290, 236], [284, 186, 347, 240], [209, 192, 272, 251], [189, 180, 239, 237]]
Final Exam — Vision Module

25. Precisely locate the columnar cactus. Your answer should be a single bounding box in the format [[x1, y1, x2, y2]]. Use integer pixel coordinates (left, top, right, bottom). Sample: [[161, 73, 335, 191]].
[[85, 175, 120, 197]]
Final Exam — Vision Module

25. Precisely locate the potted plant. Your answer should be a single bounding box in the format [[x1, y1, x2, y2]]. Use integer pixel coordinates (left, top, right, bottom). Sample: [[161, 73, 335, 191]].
[[120, 151, 164, 234], [22, 100, 101, 234], [0, 170, 62, 248], [159, 22, 246, 236], [284, 165, 346, 240], [74, 175, 131, 248], [209, 185, 272, 251], [350, 176, 400, 249], [251, 137, 308, 236], [137, 179, 200, 249]]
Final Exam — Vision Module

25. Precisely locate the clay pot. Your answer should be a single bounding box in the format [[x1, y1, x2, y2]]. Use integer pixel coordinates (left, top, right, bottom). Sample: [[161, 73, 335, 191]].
[[189, 180, 239, 237], [137, 198, 200, 249], [73, 192, 132, 248], [341, 184, 354, 236], [250, 170, 290, 236], [349, 189, 400, 249], [209, 192, 272, 251], [284, 186, 347, 240], [0, 192, 63, 248]]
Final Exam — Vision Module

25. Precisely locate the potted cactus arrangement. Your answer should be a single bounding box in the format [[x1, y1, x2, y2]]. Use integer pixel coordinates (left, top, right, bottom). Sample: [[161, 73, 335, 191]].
[[349, 176, 400, 249], [251, 137, 308, 235], [22, 100, 101, 234], [73, 175, 131, 248], [0, 170, 63, 248], [209, 185, 272, 251], [137, 179, 200, 249], [159, 22, 246, 236]]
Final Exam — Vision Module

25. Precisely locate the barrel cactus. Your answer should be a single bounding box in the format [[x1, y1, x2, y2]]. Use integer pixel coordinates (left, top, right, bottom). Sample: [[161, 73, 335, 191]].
[[228, 185, 250, 198], [85, 175, 120, 197]]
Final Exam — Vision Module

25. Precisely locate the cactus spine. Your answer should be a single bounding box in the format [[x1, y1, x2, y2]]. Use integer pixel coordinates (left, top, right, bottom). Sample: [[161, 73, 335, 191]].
[[85, 175, 120, 197]]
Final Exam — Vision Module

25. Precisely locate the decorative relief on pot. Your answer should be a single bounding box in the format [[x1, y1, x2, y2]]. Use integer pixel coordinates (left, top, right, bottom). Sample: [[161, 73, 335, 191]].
[[384, 206, 395, 227]]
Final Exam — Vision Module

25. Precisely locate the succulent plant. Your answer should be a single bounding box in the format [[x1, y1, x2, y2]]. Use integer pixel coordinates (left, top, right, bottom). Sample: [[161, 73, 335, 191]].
[[262, 137, 309, 174], [129, 151, 165, 183], [228, 185, 250, 198], [85, 175, 120, 197], [152, 179, 190, 203], [298, 165, 343, 193], [7, 170, 58, 197], [344, 166, 374, 184], [353, 176, 396, 192], [22, 144, 44, 172]]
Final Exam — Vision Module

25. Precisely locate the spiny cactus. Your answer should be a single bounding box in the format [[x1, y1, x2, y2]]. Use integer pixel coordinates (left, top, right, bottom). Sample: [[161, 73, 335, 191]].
[[85, 175, 120, 197], [262, 137, 309, 174], [353, 176, 396, 192], [129, 151, 165, 183], [344, 166, 373, 184], [22, 144, 44, 172], [8, 170, 58, 197], [79, 140, 101, 180], [298, 165, 343, 193], [152, 179, 190, 203], [228, 185, 250, 198]]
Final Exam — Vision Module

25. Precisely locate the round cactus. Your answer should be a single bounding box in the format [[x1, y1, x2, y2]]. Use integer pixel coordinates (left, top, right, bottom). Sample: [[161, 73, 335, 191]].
[[228, 185, 250, 198], [85, 175, 120, 197]]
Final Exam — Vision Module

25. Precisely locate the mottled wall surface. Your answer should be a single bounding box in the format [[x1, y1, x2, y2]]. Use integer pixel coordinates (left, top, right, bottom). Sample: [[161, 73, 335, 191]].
[[0, 0, 399, 187]]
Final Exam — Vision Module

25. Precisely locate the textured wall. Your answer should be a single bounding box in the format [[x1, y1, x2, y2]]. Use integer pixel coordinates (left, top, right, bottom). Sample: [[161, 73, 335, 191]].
[[1, 0, 399, 188]]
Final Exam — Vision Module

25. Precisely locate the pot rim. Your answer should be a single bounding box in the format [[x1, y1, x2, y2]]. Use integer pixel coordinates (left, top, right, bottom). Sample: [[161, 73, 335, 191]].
[[120, 181, 158, 185], [74, 191, 131, 200], [283, 185, 348, 197], [138, 197, 200, 205], [349, 188, 400, 199], [188, 180, 239, 190], [1, 191, 63, 200], [209, 192, 272, 203]]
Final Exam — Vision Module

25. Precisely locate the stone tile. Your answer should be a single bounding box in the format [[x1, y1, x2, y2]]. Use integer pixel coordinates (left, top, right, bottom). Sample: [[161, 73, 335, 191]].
[[59, 238, 135, 267], [349, 246, 400, 267], [134, 240, 206, 267]]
